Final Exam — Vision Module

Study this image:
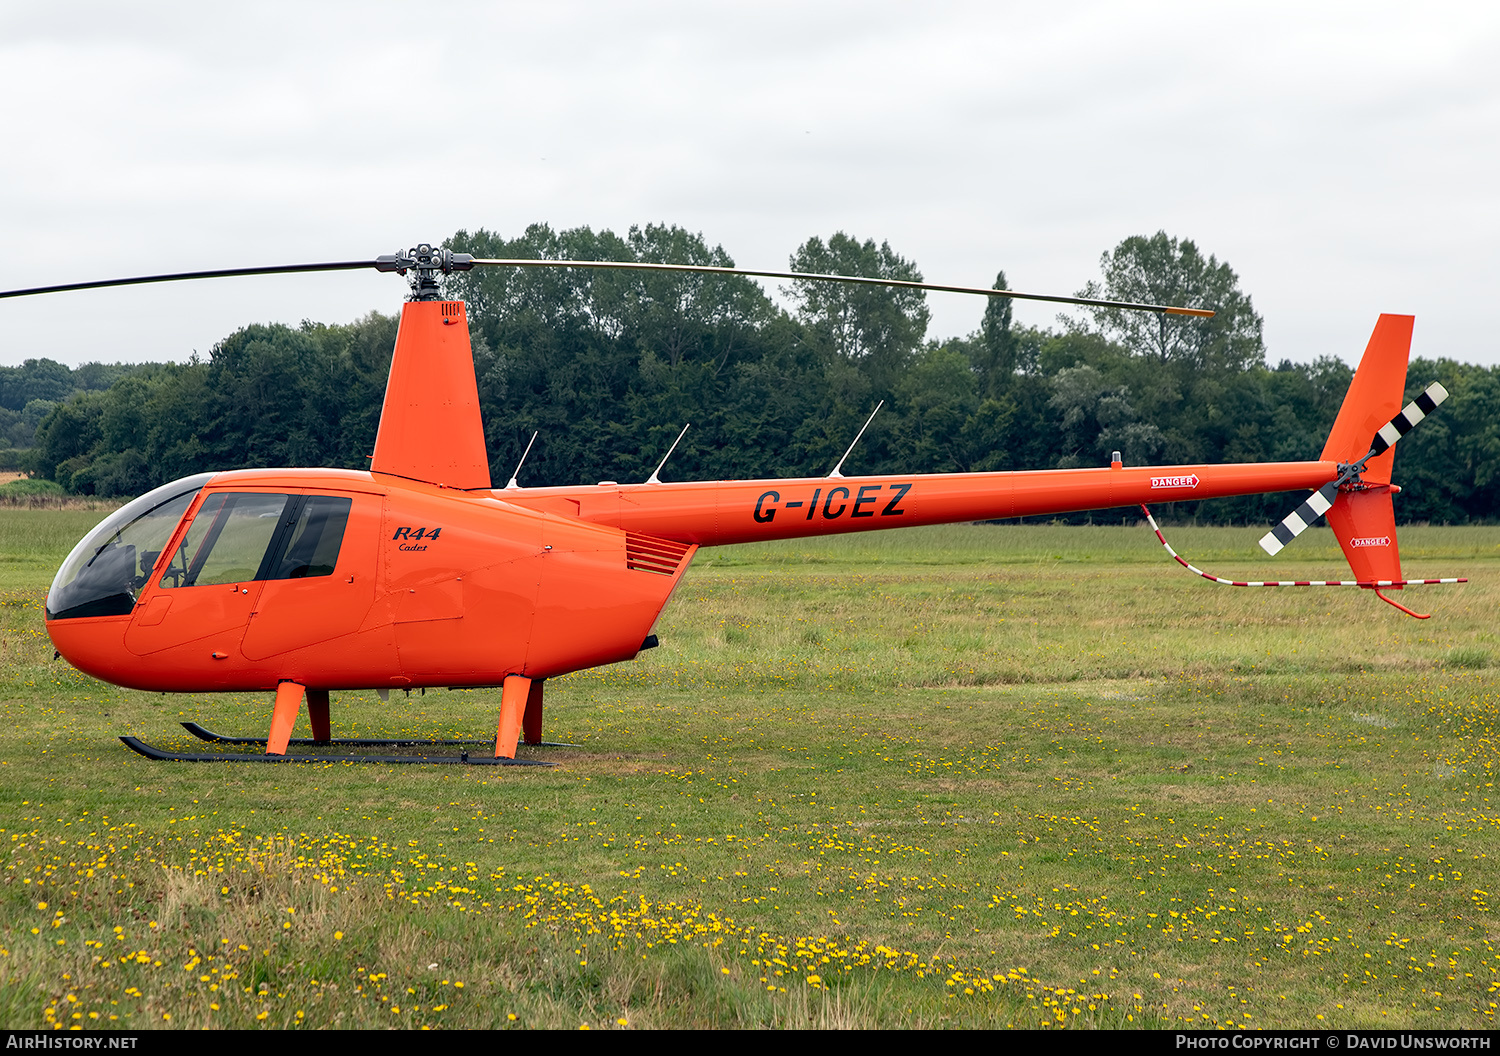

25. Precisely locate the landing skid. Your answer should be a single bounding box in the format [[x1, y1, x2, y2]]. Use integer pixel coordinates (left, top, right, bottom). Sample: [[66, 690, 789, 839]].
[[181, 721, 582, 749], [120, 735, 553, 766]]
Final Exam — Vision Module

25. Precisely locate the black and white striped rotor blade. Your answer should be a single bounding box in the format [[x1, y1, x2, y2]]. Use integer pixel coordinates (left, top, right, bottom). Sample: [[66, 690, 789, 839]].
[[1259, 482, 1339, 556], [1368, 382, 1449, 459]]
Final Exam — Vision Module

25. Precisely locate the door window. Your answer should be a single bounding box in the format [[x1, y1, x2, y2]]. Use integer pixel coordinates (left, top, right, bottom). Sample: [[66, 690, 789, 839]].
[[162, 493, 289, 588], [267, 496, 352, 580]]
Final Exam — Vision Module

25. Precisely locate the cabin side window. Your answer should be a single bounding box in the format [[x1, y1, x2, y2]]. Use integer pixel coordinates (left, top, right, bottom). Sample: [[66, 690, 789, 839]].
[[267, 496, 352, 580], [160, 493, 353, 589]]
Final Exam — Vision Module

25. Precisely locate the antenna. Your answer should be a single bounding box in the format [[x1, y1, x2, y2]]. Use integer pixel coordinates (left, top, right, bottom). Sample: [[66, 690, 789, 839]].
[[504, 431, 539, 490], [646, 423, 690, 484], [828, 401, 883, 478]]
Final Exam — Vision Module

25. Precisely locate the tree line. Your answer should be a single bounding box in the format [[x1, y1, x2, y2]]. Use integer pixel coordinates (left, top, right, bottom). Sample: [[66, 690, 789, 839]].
[[21, 225, 1500, 524], [0, 360, 148, 468]]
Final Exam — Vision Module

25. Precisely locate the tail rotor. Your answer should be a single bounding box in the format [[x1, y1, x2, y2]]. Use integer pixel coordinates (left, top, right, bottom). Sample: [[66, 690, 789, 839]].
[[1258, 381, 1449, 557]]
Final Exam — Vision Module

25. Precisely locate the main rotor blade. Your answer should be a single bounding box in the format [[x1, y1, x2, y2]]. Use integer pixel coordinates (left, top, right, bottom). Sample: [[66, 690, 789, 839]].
[[0, 260, 378, 300], [0, 252, 1216, 318], [468, 257, 1216, 317]]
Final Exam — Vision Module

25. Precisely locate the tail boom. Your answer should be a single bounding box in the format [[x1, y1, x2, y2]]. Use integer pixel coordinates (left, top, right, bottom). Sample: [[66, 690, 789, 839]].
[[506, 460, 1337, 547]]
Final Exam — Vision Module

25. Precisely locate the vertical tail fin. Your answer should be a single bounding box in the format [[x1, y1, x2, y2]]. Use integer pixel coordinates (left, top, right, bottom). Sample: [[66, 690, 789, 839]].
[[1259, 315, 1413, 557], [1322, 315, 1413, 588], [1319, 314, 1414, 485], [1160, 317, 1463, 615]]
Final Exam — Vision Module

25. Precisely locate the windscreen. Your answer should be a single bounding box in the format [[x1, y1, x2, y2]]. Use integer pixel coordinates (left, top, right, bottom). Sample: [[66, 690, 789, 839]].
[[46, 473, 214, 620]]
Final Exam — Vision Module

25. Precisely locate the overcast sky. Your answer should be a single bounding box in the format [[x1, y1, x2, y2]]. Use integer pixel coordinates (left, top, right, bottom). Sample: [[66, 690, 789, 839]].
[[2, 0, 1497, 369]]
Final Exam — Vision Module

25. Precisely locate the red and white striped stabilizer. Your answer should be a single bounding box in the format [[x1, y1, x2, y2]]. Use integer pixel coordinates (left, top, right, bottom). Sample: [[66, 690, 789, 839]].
[[1140, 504, 1464, 618]]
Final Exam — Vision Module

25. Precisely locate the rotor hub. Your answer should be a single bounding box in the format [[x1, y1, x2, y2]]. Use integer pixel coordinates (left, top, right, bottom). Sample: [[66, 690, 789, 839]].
[[375, 244, 474, 301]]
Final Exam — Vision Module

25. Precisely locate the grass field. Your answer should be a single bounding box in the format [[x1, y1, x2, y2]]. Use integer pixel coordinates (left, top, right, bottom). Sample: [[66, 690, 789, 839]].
[[0, 510, 1497, 1029]]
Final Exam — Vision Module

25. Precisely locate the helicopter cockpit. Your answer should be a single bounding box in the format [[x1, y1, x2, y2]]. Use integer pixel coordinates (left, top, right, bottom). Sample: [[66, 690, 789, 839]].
[[47, 475, 357, 623]]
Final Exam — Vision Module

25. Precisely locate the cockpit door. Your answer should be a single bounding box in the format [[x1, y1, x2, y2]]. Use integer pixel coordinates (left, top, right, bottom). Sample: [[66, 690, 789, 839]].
[[124, 491, 288, 656], [240, 492, 380, 660]]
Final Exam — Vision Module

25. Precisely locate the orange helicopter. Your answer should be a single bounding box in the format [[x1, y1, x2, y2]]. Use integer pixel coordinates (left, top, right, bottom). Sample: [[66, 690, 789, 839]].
[[6, 244, 1461, 765]]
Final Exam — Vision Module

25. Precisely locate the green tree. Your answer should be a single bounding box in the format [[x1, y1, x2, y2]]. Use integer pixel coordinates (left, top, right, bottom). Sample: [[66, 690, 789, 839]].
[[1079, 232, 1264, 372], [787, 234, 930, 395], [446, 224, 823, 485], [888, 345, 981, 472], [975, 271, 1017, 396], [1047, 364, 1164, 469]]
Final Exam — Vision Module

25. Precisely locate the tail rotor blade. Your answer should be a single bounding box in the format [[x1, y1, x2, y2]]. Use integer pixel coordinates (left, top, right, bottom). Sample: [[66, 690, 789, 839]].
[[1259, 482, 1339, 556], [1368, 382, 1449, 459]]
